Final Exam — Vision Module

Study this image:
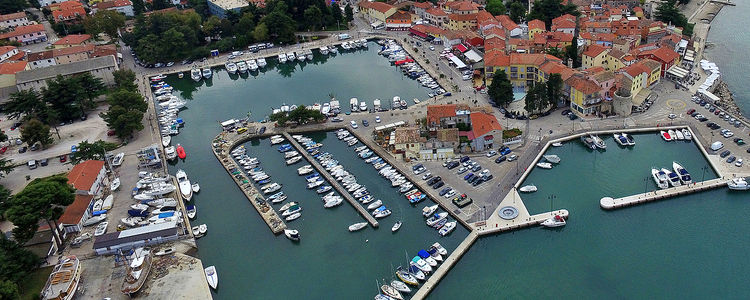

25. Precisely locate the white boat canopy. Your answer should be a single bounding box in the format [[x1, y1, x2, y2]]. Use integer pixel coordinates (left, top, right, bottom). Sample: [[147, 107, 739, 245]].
[[221, 119, 237, 127]]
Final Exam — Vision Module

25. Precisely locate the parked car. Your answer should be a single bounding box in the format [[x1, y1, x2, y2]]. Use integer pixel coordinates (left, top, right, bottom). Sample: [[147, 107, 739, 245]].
[[459, 156, 470, 163], [471, 164, 481, 172], [507, 154, 518, 161], [457, 167, 468, 174], [495, 155, 507, 164], [486, 150, 498, 157], [446, 161, 460, 169], [432, 181, 444, 189], [375, 116, 381, 123], [736, 158, 744, 167], [18, 146, 27, 153], [686, 108, 695, 115], [349, 120, 358, 129], [439, 187, 452, 196], [726, 155, 736, 163], [463, 173, 474, 181], [27, 160, 36, 169], [59, 155, 67, 162], [720, 150, 731, 158], [421, 172, 433, 180], [40, 158, 48, 166], [444, 190, 457, 198]]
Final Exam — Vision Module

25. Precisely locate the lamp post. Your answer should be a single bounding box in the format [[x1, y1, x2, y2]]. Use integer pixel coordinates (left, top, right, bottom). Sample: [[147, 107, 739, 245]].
[[701, 165, 708, 182], [644, 176, 649, 194]]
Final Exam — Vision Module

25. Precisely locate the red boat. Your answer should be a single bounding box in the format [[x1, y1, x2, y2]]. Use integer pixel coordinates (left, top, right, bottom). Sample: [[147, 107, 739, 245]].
[[660, 130, 671, 141], [176, 144, 186, 159]]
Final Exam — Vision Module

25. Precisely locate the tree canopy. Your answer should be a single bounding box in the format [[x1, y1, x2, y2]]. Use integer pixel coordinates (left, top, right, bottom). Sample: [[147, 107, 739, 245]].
[[83, 10, 126, 41], [527, 0, 579, 29], [508, 2, 527, 24], [655, 0, 694, 36], [486, 0, 507, 16], [0, 0, 28, 14], [0, 234, 39, 300], [70, 140, 119, 164], [488, 70, 514, 107], [269, 105, 325, 126], [20, 119, 53, 149], [5, 175, 75, 248]]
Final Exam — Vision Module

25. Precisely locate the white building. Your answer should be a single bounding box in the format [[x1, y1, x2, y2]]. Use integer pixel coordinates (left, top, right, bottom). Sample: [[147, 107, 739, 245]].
[[0, 12, 29, 29], [93, 0, 135, 17], [0, 46, 20, 63], [37, 0, 71, 7], [16, 55, 118, 92]]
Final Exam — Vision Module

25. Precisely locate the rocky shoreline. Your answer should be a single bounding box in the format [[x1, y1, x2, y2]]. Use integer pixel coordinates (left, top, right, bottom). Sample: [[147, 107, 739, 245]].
[[713, 81, 744, 118]]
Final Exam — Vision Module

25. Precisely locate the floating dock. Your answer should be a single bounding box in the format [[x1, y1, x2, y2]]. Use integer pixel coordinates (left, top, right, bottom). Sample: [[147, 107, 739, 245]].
[[600, 178, 727, 209], [212, 130, 287, 234], [282, 132, 379, 227]]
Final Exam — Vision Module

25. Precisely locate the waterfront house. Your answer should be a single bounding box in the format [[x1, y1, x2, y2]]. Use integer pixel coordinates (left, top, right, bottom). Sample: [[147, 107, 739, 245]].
[[0, 24, 47, 45], [207, 0, 248, 18], [424, 7, 448, 27], [92, 0, 135, 17], [426, 104, 471, 130], [0, 12, 30, 29], [566, 74, 604, 116], [53, 34, 91, 48], [386, 10, 412, 31], [68, 160, 107, 196], [93, 221, 179, 255], [358, 1, 396, 24], [409, 24, 447, 44], [58, 194, 95, 234], [468, 112, 502, 151], [16, 55, 118, 92], [634, 46, 679, 77], [393, 127, 425, 159]]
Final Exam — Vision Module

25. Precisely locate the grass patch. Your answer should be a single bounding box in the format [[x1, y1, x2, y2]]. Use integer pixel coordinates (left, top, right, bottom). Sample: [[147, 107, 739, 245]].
[[503, 128, 522, 139], [18, 266, 53, 300]]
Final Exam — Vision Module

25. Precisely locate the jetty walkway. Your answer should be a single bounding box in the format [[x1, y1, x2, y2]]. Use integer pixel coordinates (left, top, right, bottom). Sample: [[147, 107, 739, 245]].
[[601, 178, 727, 209], [212, 130, 287, 234], [282, 132, 379, 227]]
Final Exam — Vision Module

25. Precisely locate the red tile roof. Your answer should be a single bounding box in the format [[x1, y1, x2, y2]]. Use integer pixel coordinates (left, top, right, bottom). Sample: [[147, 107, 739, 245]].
[[427, 104, 457, 125], [95, 0, 133, 10], [0, 12, 26, 22], [485, 50, 510, 67], [567, 75, 602, 94], [53, 34, 91, 46], [470, 112, 502, 138], [411, 24, 446, 35], [0, 61, 27, 74], [484, 36, 506, 53], [359, 1, 395, 14], [67, 160, 105, 191], [58, 194, 93, 225], [52, 44, 94, 56], [583, 44, 608, 58], [495, 15, 518, 31], [412, 1, 433, 9], [448, 13, 476, 22], [640, 46, 679, 63], [445, 1, 480, 11], [0, 45, 16, 54], [0, 24, 45, 39], [52, 3, 86, 21], [425, 7, 447, 17], [528, 19, 545, 31]]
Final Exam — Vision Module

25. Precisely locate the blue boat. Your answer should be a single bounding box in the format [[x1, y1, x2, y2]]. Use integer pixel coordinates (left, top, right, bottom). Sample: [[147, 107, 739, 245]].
[[418, 250, 431, 259], [305, 173, 320, 180], [409, 194, 426, 204], [278, 144, 292, 152], [92, 210, 107, 216], [157, 211, 175, 218], [128, 209, 148, 217], [258, 179, 271, 184]]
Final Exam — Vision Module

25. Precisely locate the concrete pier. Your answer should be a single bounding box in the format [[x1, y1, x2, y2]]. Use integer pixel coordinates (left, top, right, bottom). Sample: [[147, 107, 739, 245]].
[[211, 130, 287, 234], [282, 132, 379, 227], [601, 178, 727, 209], [411, 231, 479, 300]]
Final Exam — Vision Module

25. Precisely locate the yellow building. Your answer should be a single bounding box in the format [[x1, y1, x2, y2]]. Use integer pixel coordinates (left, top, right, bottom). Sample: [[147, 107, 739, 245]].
[[582, 44, 609, 70], [358, 1, 396, 23], [392, 127, 425, 159], [566, 75, 603, 116], [528, 19, 545, 40], [445, 13, 477, 31]]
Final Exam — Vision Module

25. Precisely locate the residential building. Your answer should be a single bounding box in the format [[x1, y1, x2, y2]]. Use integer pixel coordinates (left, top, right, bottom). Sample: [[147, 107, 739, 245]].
[[587, 69, 615, 99], [476, 11, 498, 32], [409, 24, 447, 43], [483, 36, 506, 53], [566, 74, 604, 116], [207, 0, 249, 18], [580, 32, 616, 47], [385, 10, 412, 31], [424, 8, 448, 27], [427, 104, 464, 129], [52, 1, 86, 22], [582, 44, 609, 69], [27, 51, 56, 69], [496, 15, 522, 37], [53, 34, 91, 48], [412, 1, 433, 20], [92, 0, 135, 17], [16, 55, 118, 92], [635, 46, 679, 77], [58, 194, 94, 234], [528, 19, 546, 40], [0, 61, 28, 101], [0, 46, 20, 63], [612, 36, 639, 53], [38, 0, 71, 7], [443, 1, 480, 15], [468, 111, 502, 151], [28, 44, 98, 68], [420, 128, 459, 160], [67, 160, 107, 195], [551, 14, 577, 34], [393, 127, 425, 159], [358, 1, 397, 24], [445, 13, 476, 31], [0, 12, 29, 29], [0, 24, 47, 45]]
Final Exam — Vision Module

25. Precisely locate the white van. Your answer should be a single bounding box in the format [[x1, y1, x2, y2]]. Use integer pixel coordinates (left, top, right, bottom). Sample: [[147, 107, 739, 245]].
[[27, 160, 37, 169]]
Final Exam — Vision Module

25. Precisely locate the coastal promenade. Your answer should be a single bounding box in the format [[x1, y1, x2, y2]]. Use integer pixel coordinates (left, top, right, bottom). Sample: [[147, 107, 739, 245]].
[[600, 178, 727, 209], [281, 132, 379, 227], [211, 129, 287, 234]]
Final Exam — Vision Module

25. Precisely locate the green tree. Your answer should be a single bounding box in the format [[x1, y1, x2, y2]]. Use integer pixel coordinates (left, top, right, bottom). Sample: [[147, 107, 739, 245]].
[[269, 111, 289, 126], [113, 69, 138, 92], [331, 2, 343, 24], [527, 0, 579, 28], [202, 15, 223, 37], [0, 234, 39, 298], [5, 89, 47, 121], [488, 70, 514, 107], [253, 23, 269, 41], [237, 11, 256, 33], [76, 72, 106, 116], [524, 83, 541, 113], [565, 44, 580, 68], [655, 0, 693, 36], [261, 10, 297, 44], [344, 4, 354, 22], [545, 47, 564, 60], [509, 1, 527, 23], [70, 140, 118, 164], [20, 119, 53, 148], [545, 73, 563, 109], [132, 0, 145, 15], [84, 10, 126, 41], [151, 0, 170, 10], [287, 105, 325, 124], [0, 0, 29, 14], [486, 0, 506, 16], [0, 159, 15, 179], [5, 175, 75, 249], [42, 75, 81, 121], [100, 106, 144, 140], [107, 90, 147, 112], [0, 279, 20, 300], [304, 6, 323, 31]]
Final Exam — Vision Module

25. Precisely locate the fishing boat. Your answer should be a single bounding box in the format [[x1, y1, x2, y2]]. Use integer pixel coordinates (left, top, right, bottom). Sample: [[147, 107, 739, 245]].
[[192, 183, 200, 193], [682, 128, 692, 140], [422, 205, 438, 217], [390, 280, 411, 293], [541, 215, 566, 227], [651, 168, 669, 189], [519, 185, 537, 193], [111, 177, 120, 191], [439, 221, 456, 236], [581, 135, 596, 149], [349, 222, 368, 232], [392, 221, 402, 232], [187, 205, 196, 219], [672, 162, 692, 184], [111, 152, 125, 166], [536, 162, 553, 169], [284, 229, 300, 241], [426, 212, 448, 226], [37, 255, 81, 300], [380, 284, 403, 300], [121, 248, 152, 296], [395, 267, 419, 286], [727, 177, 750, 190], [543, 154, 561, 164], [176, 169, 193, 201], [662, 168, 682, 187], [176, 144, 186, 159], [204, 266, 218, 290], [660, 130, 671, 141]]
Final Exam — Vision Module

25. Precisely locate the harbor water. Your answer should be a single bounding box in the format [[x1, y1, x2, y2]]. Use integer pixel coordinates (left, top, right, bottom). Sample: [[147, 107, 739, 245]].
[[163, 45, 468, 299], [705, 1, 750, 115], [428, 134, 750, 299]]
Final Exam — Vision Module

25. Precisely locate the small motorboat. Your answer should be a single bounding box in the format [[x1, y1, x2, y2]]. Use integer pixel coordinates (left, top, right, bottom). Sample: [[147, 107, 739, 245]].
[[432, 242, 448, 255], [651, 168, 669, 189], [622, 133, 635, 145], [187, 205, 196, 219], [536, 162, 553, 169], [372, 206, 391, 218], [674, 130, 685, 140], [390, 280, 411, 293], [673, 162, 692, 184], [279, 201, 297, 211], [162, 135, 171, 147], [111, 152, 125, 166], [94, 221, 108, 236], [367, 200, 383, 210], [551, 142, 563, 147], [418, 249, 438, 267], [662, 168, 681, 187], [391, 221, 402, 232], [727, 177, 750, 190], [591, 135, 606, 149], [205, 266, 218, 290], [348, 222, 368, 232], [286, 212, 301, 221], [543, 155, 561, 164], [519, 185, 537, 193], [668, 129, 677, 141], [102, 195, 114, 210], [411, 256, 432, 273], [282, 205, 302, 217], [199, 224, 207, 234], [439, 221, 456, 236], [422, 204, 438, 217], [426, 212, 448, 226], [541, 215, 566, 227], [316, 185, 332, 194], [192, 183, 200, 193], [660, 130, 672, 141], [284, 229, 300, 241], [323, 197, 342, 208], [682, 129, 692, 140], [111, 177, 121, 191], [176, 144, 187, 159], [395, 267, 419, 286]]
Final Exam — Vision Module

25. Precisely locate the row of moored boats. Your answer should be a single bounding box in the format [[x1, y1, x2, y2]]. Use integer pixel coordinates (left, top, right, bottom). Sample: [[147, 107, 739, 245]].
[[660, 128, 693, 141], [651, 162, 692, 189], [374, 242, 450, 300]]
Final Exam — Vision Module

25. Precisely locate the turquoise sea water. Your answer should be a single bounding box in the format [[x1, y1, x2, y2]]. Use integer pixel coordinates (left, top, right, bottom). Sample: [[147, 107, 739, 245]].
[[164, 45, 469, 299]]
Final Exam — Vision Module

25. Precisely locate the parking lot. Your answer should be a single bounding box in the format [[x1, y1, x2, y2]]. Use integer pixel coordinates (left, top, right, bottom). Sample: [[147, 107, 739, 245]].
[[684, 95, 750, 171]]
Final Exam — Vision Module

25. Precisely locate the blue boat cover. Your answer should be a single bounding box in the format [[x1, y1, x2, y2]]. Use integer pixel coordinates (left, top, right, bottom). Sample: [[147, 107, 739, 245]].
[[92, 210, 107, 216], [158, 211, 175, 218], [187, 205, 195, 210], [411, 256, 421, 263], [375, 205, 387, 211], [418, 250, 430, 259], [128, 209, 148, 217]]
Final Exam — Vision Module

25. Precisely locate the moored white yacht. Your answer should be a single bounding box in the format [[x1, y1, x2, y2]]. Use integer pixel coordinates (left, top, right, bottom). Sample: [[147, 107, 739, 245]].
[[651, 168, 669, 189], [176, 169, 193, 201], [672, 162, 692, 184]]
